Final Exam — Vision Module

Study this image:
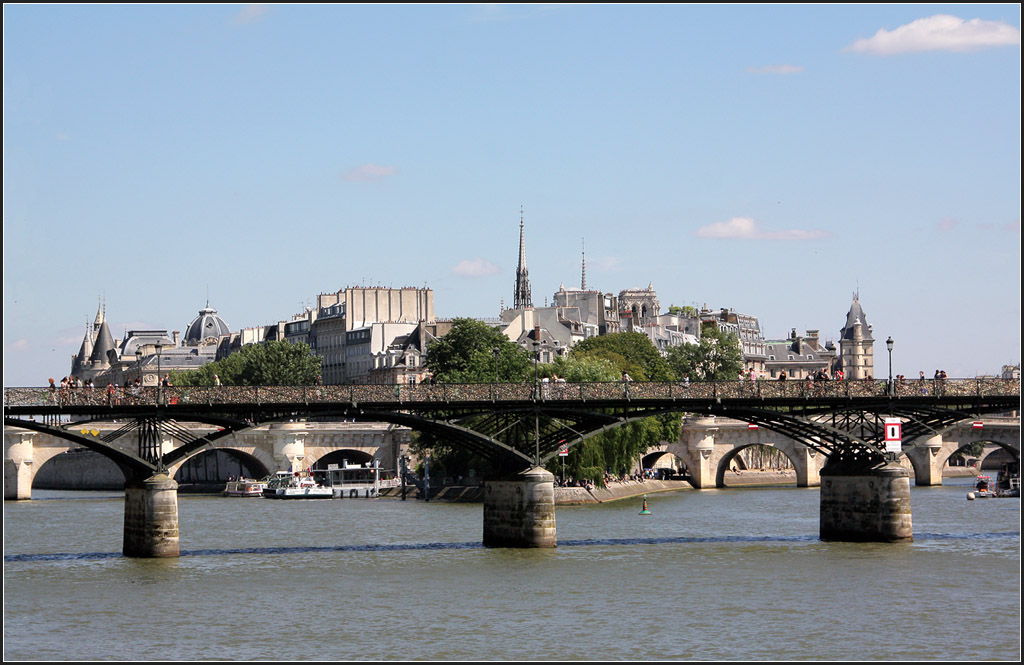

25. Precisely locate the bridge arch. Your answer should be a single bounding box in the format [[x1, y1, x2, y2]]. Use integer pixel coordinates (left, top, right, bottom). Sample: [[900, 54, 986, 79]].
[[170, 448, 271, 490], [311, 448, 374, 469], [641, 450, 687, 477], [31, 447, 127, 490], [715, 443, 801, 488]]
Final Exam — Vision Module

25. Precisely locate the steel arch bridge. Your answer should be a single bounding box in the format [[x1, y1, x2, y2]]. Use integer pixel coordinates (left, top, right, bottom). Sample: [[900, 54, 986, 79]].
[[5, 378, 1019, 480]]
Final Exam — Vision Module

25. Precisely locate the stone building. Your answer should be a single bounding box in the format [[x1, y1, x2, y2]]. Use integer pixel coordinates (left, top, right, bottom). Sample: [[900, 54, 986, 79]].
[[699, 307, 769, 377], [764, 329, 838, 380], [310, 286, 435, 385], [70, 302, 229, 387], [618, 284, 661, 331]]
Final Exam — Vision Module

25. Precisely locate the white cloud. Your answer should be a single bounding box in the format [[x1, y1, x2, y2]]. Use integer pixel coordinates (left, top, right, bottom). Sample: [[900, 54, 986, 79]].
[[937, 217, 958, 231], [233, 4, 269, 24], [452, 258, 500, 278], [342, 164, 397, 182], [845, 15, 1021, 55], [596, 256, 623, 272], [694, 217, 831, 240], [746, 64, 804, 75], [6, 339, 30, 352]]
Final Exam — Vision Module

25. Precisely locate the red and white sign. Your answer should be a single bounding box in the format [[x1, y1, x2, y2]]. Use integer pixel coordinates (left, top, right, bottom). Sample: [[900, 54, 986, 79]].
[[884, 418, 902, 454], [973, 421, 984, 429], [748, 423, 759, 430], [558, 443, 569, 457]]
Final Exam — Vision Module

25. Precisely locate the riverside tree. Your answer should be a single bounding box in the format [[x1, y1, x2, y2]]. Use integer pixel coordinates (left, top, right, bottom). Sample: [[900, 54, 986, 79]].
[[552, 332, 680, 486], [170, 340, 321, 386], [424, 317, 533, 383], [413, 318, 533, 479], [665, 323, 744, 382]]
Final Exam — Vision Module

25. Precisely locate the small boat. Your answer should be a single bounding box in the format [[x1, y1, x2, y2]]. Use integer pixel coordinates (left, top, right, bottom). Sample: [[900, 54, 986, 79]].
[[267, 473, 333, 500], [967, 475, 996, 500], [223, 478, 267, 497]]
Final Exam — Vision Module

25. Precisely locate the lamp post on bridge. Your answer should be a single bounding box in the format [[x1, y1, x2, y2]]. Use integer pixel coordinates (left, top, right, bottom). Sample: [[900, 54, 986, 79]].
[[886, 336, 894, 396], [156, 342, 164, 405]]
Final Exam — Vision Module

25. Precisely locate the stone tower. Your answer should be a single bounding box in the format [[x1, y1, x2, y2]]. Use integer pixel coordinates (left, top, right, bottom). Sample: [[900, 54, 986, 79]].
[[838, 292, 875, 380]]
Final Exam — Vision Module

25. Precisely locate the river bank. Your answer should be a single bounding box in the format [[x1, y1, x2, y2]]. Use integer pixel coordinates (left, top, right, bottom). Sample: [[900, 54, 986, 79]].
[[381, 467, 986, 505]]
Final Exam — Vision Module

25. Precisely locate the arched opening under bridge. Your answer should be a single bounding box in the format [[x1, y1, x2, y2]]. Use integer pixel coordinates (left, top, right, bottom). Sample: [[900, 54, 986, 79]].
[[32, 448, 126, 491], [311, 449, 374, 470], [174, 449, 269, 493], [716, 444, 799, 488], [640, 450, 688, 480]]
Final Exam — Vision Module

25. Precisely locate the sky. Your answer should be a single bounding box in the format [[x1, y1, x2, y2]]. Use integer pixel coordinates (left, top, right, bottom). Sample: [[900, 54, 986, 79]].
[[3, 4, 1021, 387]]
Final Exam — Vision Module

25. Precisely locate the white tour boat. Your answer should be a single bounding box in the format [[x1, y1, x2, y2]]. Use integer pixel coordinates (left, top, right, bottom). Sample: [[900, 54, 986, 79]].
[[265, 472, 333, 499], [223, 477, 267, 497], [322, 461, 400, 499]]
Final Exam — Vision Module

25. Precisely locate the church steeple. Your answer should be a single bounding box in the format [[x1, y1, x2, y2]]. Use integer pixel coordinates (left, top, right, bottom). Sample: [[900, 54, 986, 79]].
[[513, 208, 533, 309], [581, 238, 587, 291]]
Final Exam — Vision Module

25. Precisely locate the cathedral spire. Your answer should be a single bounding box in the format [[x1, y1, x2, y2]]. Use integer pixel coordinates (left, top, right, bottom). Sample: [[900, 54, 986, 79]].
[[513, 207, 533, 309], [581, 238, 587, 291]]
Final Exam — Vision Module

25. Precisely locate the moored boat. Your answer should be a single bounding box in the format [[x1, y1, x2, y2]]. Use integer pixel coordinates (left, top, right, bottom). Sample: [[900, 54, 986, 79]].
[[267, 472, 332, 499], [223, 478, 266, 497], [321, 461, 400, 498]]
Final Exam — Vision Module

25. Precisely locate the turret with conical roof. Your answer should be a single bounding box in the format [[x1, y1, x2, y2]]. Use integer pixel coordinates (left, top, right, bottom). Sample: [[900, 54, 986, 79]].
[[838, 292, 875, 380]]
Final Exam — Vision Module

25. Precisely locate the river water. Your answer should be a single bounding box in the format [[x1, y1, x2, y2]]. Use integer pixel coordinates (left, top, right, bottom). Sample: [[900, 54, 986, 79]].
[[3, 478, 1019, 661]]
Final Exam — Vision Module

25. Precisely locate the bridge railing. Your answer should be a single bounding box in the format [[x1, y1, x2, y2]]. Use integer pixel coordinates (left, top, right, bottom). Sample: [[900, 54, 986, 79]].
[[4, 378, 1019, 409]]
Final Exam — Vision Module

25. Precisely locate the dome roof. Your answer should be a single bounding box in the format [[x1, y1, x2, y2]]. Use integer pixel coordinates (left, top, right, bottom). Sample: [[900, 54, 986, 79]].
[[185, 303, 231, 345]]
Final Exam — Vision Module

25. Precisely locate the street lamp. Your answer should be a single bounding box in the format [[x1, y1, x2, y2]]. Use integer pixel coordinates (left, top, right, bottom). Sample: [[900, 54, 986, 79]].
[[886, 336, 894, 396], [156, 342, 164, 404], [135, 348, 143, 385], [493, 347, 500, 384]]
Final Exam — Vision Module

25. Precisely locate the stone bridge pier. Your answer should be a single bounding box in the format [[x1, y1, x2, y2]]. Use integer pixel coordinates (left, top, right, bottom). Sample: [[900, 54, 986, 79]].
[[4, 432, 35, 500], [820, 462, 913, 542], [482, 466, 557, 547], [123, 472, 180, 557], [902, 434, 946, 486]]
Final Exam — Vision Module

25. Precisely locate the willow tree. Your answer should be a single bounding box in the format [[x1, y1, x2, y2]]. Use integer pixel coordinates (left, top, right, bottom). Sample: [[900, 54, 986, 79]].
[[551, 332, 681, 486]]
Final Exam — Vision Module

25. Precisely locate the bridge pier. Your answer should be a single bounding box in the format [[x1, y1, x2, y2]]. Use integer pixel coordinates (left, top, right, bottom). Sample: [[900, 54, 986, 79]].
[[123, 473, 180, 557], [905, 435, 945, 486], [792, 444, 821, 487], [4, 432, 34, 500], [686, 420, 718, 489], [482, 466, 556, 548], [820, 462, 912, 542]]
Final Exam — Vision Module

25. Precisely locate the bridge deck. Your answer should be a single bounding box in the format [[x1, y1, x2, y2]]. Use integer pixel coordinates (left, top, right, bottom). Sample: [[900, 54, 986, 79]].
[[5, 378, 1019, 415]]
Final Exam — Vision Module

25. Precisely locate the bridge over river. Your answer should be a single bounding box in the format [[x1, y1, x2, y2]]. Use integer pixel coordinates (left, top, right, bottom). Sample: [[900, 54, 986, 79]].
[[4, 378, 1019, 556]]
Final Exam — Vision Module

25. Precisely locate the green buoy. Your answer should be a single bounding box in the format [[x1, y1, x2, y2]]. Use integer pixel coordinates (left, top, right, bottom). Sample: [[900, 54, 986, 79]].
[[640, 494, 651, 515]]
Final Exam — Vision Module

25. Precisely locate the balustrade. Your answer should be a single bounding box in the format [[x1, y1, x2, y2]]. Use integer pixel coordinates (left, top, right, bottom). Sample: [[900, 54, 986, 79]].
[[5, 378, 1019, 408]]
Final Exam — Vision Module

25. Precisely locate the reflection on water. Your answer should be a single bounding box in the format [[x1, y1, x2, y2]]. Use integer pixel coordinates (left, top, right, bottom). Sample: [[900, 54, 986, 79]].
[[3, 482, 1019, 661]]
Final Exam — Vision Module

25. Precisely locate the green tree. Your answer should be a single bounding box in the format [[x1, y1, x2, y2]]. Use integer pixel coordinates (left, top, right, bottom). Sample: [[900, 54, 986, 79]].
[[550, 354, 620, 382], [425, 318, 532, 383], [570, 331, 673, 381], [665, 323, 744, 382], [553, 332, 681, 485], [413, 319, 534, 479], [171, 341, 321, 386]]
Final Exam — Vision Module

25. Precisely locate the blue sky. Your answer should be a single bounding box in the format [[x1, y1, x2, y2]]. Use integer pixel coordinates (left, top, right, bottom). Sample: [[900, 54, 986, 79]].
[[4, 4, 1020, 386]]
